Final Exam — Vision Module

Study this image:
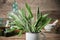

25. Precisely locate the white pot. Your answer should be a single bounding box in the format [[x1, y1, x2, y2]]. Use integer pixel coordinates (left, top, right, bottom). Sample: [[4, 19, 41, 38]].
[[26, 32, 40, 40]]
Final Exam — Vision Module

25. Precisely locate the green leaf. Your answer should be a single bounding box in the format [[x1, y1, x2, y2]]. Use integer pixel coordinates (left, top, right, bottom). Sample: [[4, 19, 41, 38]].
[[25, 3, 33, 20], [11, 14, 23, 25], [18, 30, 23, 36], [37, 7, 42, 19], [38, 18, 51, 32], [35, 14, 48, 27], [5, 28, 16, 33]]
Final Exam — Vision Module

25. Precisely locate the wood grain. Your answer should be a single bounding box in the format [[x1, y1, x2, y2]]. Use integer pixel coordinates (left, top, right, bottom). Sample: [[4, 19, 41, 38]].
[[0, 33, 60, 40]]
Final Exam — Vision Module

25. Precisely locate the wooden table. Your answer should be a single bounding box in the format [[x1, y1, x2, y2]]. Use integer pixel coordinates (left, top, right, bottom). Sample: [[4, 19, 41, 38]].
[[44, 33, 60, 40], [0, 32, 60, 40]]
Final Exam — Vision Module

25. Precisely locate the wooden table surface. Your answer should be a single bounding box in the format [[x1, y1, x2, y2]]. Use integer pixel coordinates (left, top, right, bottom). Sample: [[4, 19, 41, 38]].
[[0, 33, 60, 40], [44, 33, 60, 40]]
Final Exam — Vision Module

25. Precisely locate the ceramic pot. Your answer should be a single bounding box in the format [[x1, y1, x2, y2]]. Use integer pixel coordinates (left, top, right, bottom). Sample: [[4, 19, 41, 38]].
[[26, 32, 40, 40]]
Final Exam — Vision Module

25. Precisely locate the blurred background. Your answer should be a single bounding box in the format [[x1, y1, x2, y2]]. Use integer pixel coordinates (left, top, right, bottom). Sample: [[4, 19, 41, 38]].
[[0, 0, 60, 40]]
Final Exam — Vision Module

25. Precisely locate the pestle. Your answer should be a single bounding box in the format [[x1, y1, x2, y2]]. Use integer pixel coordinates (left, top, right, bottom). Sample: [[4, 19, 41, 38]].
[[52, 20, 58, 26]]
